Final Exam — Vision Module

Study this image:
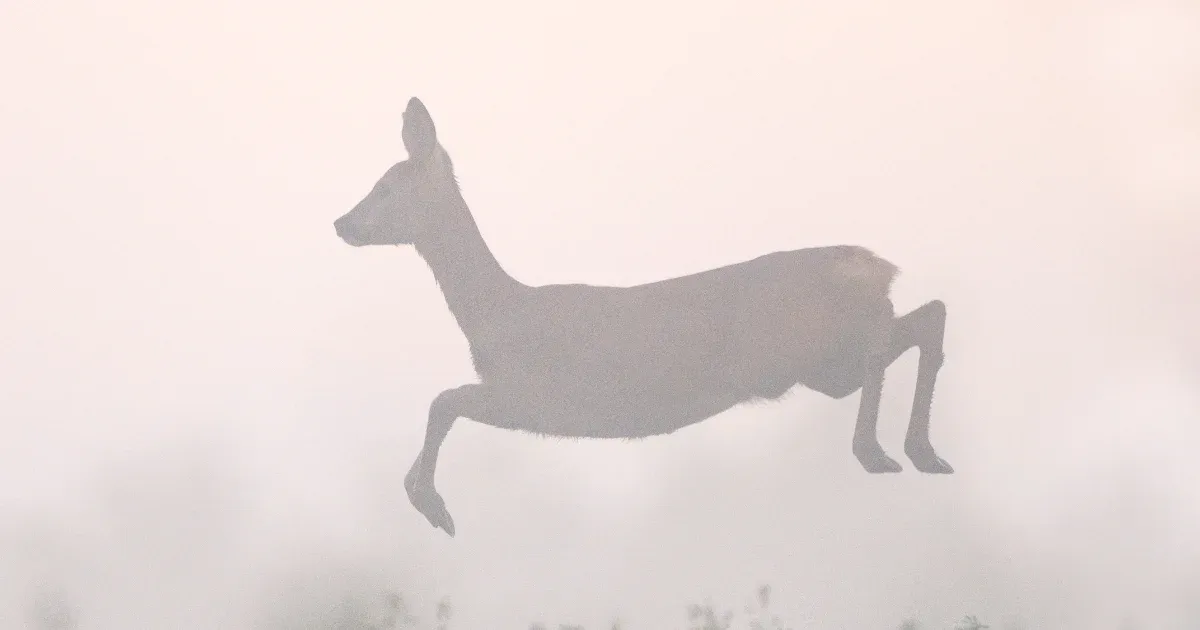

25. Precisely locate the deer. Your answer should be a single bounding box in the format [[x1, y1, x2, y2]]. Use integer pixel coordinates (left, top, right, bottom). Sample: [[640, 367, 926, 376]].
[[333, 97, 954, 537]]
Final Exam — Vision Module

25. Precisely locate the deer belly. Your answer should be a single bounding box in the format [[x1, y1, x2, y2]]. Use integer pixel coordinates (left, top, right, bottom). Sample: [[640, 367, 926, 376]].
[[487, 378, 743, 439], [798, 338, 870, 399]]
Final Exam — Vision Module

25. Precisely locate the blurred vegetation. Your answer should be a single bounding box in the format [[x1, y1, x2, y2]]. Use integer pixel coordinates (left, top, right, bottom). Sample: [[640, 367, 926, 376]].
[[249, 583, 996, 630], [26, 581, 1009, 629]]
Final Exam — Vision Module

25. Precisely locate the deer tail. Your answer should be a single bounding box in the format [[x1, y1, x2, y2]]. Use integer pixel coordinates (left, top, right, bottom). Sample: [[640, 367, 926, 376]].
[[834, 246, 900, 296]]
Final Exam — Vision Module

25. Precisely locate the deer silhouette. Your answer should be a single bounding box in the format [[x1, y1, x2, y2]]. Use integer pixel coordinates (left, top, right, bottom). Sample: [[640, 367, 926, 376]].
[[333, 97, 953, 536]]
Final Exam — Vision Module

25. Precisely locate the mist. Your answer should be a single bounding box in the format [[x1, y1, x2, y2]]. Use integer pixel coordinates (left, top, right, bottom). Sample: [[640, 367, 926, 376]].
[[1, 0, 1197, 628]]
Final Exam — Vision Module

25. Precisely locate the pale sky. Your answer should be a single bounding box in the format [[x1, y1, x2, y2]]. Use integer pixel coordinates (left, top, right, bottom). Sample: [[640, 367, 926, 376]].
[[1, 0, 1198, 628]]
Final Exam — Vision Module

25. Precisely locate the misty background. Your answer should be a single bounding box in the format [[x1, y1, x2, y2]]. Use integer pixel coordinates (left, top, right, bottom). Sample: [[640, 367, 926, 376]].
[[1, 0, 1197, 628]]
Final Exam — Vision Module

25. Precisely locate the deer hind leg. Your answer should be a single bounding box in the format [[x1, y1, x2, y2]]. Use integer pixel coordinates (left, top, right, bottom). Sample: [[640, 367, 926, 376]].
[[892, 300, 953, 474], [852, 318, 904, 474], [405, 383, 487, 536]]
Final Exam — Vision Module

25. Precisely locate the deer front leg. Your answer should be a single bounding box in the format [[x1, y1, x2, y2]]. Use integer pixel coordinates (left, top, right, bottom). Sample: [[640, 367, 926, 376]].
[[405, 383, 486, 536], [894, 300, 953, 474], [852, 327, 903, 474]]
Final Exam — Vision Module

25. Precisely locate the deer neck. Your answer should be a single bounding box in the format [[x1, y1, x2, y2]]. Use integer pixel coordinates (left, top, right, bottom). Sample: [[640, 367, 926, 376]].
[[415, 194, 522, 335]]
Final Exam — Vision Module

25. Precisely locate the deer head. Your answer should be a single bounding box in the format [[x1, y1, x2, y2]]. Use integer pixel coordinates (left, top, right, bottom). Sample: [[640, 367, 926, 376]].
[[333, 97, 456, 247]]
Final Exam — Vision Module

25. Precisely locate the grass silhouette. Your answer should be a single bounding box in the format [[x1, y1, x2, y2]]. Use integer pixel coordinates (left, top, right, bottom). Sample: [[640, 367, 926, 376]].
[[233, 583, 995, 630]]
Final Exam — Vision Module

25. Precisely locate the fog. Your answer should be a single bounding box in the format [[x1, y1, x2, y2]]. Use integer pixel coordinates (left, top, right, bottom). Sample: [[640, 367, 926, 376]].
[[1, 0, 1197, 628]]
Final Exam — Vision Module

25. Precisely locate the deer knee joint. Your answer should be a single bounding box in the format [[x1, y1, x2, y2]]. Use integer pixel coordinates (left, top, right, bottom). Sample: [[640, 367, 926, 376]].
[[922, 299, 946, 334], [927, 299, 946, 321], [429, 389, 457, 415], [916, 300, 946, 350], [426, 389, 459, 435], [428, 383, 483, 428], [920, 348, 945, 371]]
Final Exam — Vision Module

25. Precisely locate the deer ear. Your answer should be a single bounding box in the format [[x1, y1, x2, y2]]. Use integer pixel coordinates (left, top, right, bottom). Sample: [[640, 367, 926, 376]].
[[402, 97, 438, 161]]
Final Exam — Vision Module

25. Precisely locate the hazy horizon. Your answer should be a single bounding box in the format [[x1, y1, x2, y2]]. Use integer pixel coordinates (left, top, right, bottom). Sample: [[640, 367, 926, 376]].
[[1, 0, 1197, 628]]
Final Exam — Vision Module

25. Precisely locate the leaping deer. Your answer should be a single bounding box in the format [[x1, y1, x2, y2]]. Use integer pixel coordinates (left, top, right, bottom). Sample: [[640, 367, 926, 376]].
[[333, 97, 954, 537]]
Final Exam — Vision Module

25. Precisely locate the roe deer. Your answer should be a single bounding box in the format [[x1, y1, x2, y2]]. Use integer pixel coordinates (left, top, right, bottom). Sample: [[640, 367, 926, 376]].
[[333, 97, 954, 537]]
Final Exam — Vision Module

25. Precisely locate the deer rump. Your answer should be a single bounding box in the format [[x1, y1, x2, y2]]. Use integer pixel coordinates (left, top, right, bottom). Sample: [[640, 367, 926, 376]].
[[467, 245, 898, 439]]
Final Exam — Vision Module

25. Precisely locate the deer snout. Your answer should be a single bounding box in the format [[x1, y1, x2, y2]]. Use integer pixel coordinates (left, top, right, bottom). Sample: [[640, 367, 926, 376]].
[[334, 214, 367, 246]]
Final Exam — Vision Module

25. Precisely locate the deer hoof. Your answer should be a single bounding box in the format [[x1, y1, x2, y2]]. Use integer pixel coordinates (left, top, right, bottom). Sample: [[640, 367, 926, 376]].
[[905, 441, 954, 474], [406, 481, 456, 536], [853, 441, 903, 474]]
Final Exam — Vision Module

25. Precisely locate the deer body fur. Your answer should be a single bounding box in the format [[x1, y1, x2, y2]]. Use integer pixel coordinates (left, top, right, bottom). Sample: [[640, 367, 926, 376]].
[[464, 246, 896, 438]]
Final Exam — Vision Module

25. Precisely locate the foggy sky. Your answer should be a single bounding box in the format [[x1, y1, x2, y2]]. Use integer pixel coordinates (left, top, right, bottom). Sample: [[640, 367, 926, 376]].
[[1, 0, 1197, 628]]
